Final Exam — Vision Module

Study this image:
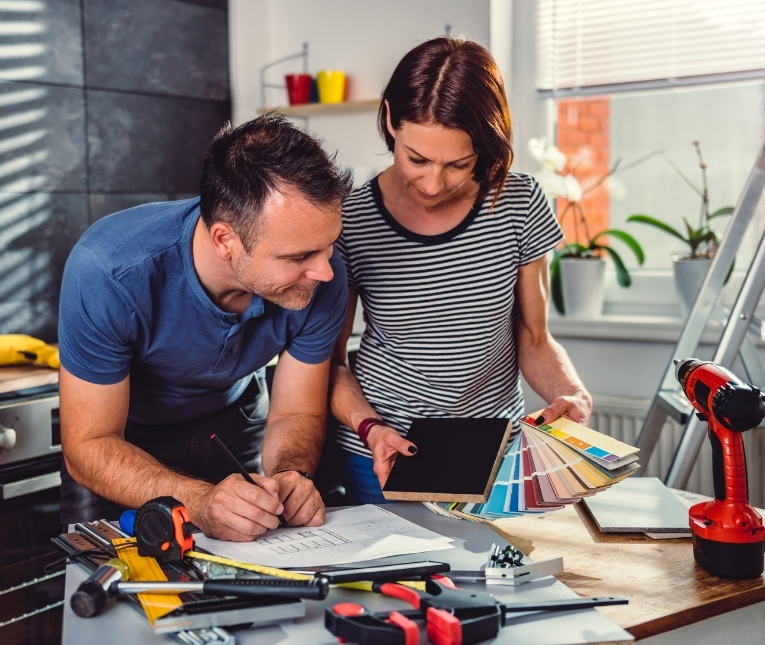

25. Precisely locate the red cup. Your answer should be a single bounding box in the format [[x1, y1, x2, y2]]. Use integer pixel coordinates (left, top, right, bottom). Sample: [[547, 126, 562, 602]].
[[285, 74, 312, 105]]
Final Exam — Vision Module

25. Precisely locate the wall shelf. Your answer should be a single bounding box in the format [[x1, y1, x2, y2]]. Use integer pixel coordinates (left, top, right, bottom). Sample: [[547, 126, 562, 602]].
[[259, 99, 379, 118]]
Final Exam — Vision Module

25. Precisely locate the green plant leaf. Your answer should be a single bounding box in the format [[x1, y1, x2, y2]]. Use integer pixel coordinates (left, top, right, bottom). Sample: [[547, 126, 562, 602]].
[[549, 245, 588, 314], [696, 230, 717, 249], [709, 206, 734, 220], [683, 217, 698, 240], [725, 258, 735, 285], [591, 229, 645, 265], [626, 214, 688, 244], [550, 247, 566, 316], [598, 245, 632, 287], [550, 258, 564, 314], [559, 242, 589, 257]]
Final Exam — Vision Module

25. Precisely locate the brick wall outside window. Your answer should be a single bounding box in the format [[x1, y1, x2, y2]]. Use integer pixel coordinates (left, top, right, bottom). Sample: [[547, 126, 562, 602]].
[[555, 98, 611, 249]]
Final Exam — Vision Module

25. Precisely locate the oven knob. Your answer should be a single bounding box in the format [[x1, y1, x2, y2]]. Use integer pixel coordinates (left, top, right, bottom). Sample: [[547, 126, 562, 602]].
[[0, 425, 16, 451]]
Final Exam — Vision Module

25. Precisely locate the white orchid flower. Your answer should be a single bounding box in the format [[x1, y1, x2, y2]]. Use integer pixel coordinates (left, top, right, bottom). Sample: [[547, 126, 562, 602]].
[[528, 136, 568, 172], [536, 168, 568, 201], [527, 137, 547, 164], [564, 175, 582, 202], [542, 145, 568, 172]]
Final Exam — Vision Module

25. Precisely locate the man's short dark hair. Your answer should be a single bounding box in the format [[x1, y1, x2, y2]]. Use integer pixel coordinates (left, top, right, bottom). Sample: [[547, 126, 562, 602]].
[[199, 113, 353, 250]]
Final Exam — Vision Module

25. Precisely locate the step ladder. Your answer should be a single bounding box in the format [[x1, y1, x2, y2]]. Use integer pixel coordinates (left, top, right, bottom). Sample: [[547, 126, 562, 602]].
[[635, 144, 765, 489]]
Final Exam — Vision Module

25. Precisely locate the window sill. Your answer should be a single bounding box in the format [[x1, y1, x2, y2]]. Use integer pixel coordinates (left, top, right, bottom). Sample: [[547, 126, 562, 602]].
[[548, 313, 765, 345]]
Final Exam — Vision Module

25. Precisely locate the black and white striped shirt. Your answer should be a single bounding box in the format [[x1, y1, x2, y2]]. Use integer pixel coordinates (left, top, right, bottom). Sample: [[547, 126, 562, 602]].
[[336, 172, 563, 457]]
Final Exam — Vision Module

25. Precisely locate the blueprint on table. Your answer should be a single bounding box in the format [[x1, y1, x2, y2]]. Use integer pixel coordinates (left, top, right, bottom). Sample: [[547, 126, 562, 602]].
[[194, 504, 454, 568]]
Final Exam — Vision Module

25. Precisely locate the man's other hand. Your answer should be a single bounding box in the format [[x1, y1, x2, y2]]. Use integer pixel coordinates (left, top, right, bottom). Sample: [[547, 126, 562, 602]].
[[188, 473, 284, 541], [273, 470, 324, 526], [368, 425, 417, 488]]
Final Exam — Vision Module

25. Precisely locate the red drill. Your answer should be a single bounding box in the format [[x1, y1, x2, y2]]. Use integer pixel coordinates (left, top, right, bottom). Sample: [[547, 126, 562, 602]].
[[674, 358, 765, 578]]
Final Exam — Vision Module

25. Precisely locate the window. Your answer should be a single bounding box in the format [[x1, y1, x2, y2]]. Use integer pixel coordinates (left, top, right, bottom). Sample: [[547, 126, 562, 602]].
[[535, 0, 765, 314]]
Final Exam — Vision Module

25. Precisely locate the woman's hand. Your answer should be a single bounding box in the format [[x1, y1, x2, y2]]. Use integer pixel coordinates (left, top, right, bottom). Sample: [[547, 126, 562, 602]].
[[534, 390, 592, 427], [367, 425, 417, 487]]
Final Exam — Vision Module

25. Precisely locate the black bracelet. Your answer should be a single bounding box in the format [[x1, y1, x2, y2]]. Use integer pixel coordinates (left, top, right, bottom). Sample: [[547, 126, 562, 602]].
[[275, 469, 312, 481]]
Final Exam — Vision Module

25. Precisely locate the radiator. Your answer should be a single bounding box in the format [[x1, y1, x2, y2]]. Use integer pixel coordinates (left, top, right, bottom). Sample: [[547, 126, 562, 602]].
[[591, 395, 765, 508]]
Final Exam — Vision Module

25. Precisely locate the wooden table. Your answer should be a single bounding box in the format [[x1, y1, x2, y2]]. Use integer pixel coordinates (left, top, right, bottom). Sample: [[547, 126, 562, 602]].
[[491, 503, 765, 641], [0, 363, 58, 394]]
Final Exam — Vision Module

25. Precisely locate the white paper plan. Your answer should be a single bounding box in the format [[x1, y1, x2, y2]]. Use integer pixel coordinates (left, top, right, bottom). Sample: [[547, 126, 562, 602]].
[[194, 504, 454, 568]]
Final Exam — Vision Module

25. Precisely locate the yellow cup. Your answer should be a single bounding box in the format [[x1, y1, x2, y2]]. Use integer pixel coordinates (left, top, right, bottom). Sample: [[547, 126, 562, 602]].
[[317, 70, 346, 104]]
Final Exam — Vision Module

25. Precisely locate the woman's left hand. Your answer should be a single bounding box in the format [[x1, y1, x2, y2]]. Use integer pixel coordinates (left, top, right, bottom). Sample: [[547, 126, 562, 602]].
[[534, 390, 592, 427]]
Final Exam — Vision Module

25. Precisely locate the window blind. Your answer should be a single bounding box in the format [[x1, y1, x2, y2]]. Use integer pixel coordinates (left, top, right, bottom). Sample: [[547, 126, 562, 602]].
[[537, 0, 765, 95]]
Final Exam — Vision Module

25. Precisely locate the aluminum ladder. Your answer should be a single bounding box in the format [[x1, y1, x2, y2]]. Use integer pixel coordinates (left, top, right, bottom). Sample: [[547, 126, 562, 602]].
[[635, 144, 765, 489]]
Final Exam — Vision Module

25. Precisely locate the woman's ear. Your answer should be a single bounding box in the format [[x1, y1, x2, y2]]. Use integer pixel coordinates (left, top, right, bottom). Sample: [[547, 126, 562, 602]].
[[384, 100, 396, 141]]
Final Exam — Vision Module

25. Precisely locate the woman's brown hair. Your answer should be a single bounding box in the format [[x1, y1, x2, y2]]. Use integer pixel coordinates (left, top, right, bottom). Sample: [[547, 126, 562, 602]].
[[379, 37, 512, 205]]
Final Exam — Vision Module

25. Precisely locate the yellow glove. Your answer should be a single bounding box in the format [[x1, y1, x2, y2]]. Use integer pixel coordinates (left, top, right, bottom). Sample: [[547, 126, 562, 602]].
[[0, 334, 59, 369]]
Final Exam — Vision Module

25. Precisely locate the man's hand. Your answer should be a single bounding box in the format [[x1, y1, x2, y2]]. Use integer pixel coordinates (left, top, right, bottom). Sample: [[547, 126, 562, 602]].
[[272, 470, 324, 526], [186, 473, 285, 541], [534, 390, 592, 427], [368, 425, 417, 488]]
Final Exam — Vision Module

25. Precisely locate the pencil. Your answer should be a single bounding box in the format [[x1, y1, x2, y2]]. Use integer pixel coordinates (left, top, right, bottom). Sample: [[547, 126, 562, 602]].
[[210, 433, 288, 527]]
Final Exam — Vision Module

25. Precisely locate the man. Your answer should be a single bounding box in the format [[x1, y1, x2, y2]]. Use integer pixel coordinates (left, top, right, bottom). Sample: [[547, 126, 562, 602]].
[[58, 114, 352, 540]]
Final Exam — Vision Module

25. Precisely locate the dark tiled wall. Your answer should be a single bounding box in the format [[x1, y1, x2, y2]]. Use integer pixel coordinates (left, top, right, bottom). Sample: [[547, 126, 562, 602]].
[[0, 0, 230, 341]]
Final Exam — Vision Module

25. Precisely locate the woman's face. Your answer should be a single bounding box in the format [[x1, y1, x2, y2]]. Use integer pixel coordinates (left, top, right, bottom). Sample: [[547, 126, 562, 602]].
[[388, 118, 478, 208]]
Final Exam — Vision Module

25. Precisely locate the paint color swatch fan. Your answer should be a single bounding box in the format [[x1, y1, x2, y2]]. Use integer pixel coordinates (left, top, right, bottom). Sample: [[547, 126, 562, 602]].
[[425, 413, 640, 522]]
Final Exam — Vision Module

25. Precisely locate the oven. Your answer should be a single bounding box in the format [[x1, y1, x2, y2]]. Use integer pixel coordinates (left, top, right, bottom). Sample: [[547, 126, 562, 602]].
[[0, 384, 61, 499]]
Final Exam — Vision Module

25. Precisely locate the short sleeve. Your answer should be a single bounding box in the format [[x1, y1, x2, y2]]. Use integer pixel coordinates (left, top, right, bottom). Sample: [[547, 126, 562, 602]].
[[335, 226, 356, 287], [283, 252, 348, 364], [519, 177, 565, 266], [58, 245, 137, 384]]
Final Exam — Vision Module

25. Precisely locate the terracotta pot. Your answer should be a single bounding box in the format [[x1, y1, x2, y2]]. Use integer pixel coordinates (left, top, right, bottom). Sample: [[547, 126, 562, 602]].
[[673, 257, 712, 318], [560, 257, 605, 318]]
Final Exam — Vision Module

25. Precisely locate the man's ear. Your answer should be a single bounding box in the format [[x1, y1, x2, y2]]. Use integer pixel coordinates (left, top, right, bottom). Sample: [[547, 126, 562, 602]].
[[384, 100, 396, 142], [209, 222, 238, 260]]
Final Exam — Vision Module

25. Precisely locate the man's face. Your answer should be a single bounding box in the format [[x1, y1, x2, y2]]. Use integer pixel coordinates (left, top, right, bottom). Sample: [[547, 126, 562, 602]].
[[231, 189, 342, 310]]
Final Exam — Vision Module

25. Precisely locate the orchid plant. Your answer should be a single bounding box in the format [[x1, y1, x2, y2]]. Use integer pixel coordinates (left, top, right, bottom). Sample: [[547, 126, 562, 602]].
[[528, 137, 646, 314], [626, 141, 733, 260]]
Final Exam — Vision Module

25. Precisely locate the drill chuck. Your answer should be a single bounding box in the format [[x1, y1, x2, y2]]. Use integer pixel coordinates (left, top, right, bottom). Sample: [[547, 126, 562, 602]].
[[711, 382, 765, 432]]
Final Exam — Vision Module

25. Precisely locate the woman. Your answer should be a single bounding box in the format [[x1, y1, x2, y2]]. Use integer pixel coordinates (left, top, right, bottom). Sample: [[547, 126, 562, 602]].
[[330, 37, 591, 504]]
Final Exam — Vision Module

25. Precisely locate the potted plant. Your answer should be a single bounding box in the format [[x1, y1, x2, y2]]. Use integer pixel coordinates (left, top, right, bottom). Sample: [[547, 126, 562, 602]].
[[626, 141, 733, 317], [528, 138, 645, 318]]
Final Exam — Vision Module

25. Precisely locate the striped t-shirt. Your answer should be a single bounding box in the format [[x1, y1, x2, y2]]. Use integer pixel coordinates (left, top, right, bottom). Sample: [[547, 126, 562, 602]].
[[336, 172, 563, 457]]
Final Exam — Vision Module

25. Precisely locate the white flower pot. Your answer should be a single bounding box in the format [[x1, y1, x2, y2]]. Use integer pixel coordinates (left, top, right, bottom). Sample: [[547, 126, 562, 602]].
[[673, 257, 712, 318], [560, 257, 605, 318]]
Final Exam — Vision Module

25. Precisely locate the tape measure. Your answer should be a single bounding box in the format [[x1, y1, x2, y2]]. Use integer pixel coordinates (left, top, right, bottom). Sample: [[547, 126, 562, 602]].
[[134, 496, 195, 562], [187, 550, 313, 581], [112, 537, 183, 627], [186, 550, 427, 592]]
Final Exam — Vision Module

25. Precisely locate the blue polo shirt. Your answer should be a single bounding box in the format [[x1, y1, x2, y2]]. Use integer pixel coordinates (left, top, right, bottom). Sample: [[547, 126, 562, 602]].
[[59, 198, 347, 425]]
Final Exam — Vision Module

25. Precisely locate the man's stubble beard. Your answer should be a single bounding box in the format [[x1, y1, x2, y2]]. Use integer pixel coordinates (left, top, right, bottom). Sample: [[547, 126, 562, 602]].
[[232, 251, 317, 311]]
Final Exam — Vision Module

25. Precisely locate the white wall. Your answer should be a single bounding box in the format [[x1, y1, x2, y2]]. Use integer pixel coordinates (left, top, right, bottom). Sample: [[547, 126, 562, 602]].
[[229, 0, 491, 181]]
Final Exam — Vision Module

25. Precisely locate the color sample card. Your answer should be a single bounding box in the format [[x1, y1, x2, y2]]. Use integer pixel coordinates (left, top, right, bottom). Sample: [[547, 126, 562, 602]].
[[520, 412, 639, 470], [423, 414, 640, 523]]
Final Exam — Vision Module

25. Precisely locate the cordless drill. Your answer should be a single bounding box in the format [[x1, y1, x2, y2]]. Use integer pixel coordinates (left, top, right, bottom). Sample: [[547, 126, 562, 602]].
[[675, 358, 765, 578]]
